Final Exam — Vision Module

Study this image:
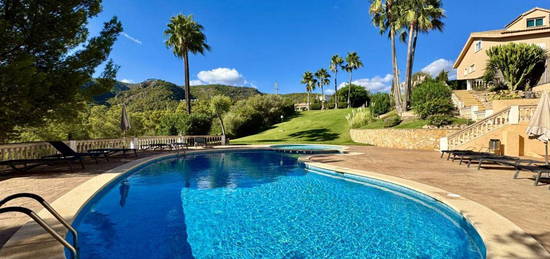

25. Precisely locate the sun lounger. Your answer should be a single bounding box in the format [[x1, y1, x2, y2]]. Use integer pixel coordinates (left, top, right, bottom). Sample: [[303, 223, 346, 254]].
[[140, 143, 172, 151], [194, 137, 207, 147], [0, 156, 84, 173], [170, 142, 188, 150], [514, 164, 550, 186], [47, 141, 110, 163], [88, 148, 137, 157], [440, 150, 473, 159]]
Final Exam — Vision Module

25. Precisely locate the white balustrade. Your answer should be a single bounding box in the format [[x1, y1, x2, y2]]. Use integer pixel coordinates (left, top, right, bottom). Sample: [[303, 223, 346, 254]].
[[0, 135, 224, 161], [445, 105, 537, 149]]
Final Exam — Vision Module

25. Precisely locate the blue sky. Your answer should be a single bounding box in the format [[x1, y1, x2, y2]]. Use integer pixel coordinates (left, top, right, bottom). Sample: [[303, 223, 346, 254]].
[[89, 0, 549, 94]]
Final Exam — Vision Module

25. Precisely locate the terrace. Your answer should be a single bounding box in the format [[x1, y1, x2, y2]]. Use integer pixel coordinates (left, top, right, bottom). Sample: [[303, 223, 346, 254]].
[[1, 144, 549, 258]]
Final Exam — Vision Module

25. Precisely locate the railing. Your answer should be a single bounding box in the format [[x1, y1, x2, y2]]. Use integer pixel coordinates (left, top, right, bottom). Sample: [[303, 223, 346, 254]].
[[0, 135, 224, 162], [446, 105, 537, 149], [0, 193, 79, 259]]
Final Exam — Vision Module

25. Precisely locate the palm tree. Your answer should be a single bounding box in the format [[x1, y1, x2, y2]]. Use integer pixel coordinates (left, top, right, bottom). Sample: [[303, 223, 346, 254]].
[[164, 14, 210, 114], [402, 0, 445, 108], [370, 0, 405, 113], [330, 55, 344, 109], [301, 71, 316, 110], [344, 52, 363, 108], [315, 68, 331, 110]]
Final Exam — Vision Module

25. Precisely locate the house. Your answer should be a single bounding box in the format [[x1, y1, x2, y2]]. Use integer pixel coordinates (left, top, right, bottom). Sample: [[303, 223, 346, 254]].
[[454, 7, 550, 90]]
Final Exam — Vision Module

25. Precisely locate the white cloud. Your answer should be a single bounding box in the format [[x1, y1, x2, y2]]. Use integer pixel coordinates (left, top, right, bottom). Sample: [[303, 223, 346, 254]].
[[121, 32, 142, 45], [190, 80, 203, 86], [120, 79, 134, 84], [421, 58, 457, 80], [339, 74, 393, 93], [192, 67, 255, 87], [325, 89, 335, 95]]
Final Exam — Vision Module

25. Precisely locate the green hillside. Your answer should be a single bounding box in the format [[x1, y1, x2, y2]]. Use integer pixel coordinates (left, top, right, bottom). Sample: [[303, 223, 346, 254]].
[[231, 108, 355, 145], [102, 80, 264, 111], [191, 84, 262, 100], [108, 79, 184, 111]]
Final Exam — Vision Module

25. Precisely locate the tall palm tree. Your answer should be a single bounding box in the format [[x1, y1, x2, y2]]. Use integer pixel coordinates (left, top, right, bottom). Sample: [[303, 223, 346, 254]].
[[402, 0, 445, 108], [330, 55, 344, 109], [301, 71, 316, 110], [370, 0, 405, 113], [344, 52, 363, 108], [315, 68, 331, 110], [164, 14, 210, 114]]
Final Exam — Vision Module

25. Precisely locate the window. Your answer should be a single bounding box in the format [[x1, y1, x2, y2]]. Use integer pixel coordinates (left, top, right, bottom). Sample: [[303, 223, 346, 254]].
[[474, 40, 482, 52], [469, 64, 475, 74], [527, 18, 544, 28]]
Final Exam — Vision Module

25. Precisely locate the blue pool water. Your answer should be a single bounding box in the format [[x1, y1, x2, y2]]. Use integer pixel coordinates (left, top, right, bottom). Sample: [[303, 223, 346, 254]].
[[69, 150, 485, 259]]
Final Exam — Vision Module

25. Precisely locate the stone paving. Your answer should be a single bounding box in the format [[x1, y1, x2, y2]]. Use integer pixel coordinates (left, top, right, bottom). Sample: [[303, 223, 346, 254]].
[[1, 146, 549, 256]]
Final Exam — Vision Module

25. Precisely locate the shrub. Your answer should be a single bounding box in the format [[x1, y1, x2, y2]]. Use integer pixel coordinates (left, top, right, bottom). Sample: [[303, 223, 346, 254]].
[[383, 115, 401, 128], [224, 95, 295, 138], [158, 112, 187, 136], [336, 84, 370, 108], [346, 108, 374, 128], [427, 114, 453, 127], [185, 113, 212, 135], [370, 93, 391, 116], [411, 80, 454, 119], [484, 43, 547, 91], [309, 103, 322, 110]]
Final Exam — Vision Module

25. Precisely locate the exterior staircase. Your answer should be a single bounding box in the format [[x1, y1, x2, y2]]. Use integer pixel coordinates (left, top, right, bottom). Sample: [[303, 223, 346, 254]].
[[452, 90, 493, 121], [440, 105, 537, 151]]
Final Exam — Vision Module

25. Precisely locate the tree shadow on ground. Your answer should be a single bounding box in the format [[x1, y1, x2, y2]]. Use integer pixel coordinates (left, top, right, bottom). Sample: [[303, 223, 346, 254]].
[[288, 128, 339, 141]]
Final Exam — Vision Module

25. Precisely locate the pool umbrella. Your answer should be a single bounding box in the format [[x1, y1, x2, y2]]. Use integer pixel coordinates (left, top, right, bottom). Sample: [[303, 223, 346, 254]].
[[120, 104, 131, 147], [526, 91, 550, 164]]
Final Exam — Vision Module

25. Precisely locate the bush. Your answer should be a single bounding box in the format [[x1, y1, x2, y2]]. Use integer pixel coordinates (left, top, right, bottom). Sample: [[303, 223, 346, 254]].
[[427, 114, 453, 127], [383, 115, 401, 128], [346, 108, 374, 128], [158, 112, 187, 135], [411, 80, 454, 119], [224, 95, 295, 138], [185, 113, 212, 135], [309, 103, 322, 110], [336, 84, 370, 108], [370, 93, 391, 116]]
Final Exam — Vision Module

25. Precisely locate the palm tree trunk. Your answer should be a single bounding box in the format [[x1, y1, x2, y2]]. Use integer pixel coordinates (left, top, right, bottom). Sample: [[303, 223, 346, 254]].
[[183, 51, 192, 114], [347, 72, 353, 108], [321, 85, 325, 110], [334, 71, 338, 109], [218, 114, 226, 136], [307, 91, 311, 110], [390, 29, 402, 114], [404, 23, 416, 110]]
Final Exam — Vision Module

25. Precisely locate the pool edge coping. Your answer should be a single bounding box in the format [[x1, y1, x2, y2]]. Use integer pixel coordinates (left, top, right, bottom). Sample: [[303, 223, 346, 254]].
[[1, 146, 548, 259]]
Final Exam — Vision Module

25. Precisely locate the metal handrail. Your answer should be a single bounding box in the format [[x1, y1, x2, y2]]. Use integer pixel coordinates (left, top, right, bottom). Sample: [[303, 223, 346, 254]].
[[0, 193, 79, 259]]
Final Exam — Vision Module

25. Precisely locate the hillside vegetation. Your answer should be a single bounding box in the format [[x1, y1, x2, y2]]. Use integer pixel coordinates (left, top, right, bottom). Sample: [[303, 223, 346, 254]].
[[99, 79, 263, 111], [232, 108, 354, 145]]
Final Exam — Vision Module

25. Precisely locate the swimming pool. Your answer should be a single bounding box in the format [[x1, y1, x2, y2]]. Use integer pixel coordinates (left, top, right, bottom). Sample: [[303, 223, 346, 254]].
[[68, 150, 485, 258]]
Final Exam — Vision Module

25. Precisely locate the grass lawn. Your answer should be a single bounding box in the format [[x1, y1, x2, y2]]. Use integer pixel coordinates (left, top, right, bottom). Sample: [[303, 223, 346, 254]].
[[231, 109, 356, 145]]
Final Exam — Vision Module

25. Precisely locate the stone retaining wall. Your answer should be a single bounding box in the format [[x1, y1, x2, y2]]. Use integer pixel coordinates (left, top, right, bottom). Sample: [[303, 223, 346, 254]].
[[350, 129, 458, 150]]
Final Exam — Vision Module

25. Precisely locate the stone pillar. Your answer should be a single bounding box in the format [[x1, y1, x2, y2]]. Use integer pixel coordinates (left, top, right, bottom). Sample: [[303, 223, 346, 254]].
[[509, 106, 520, 125], [69, 140, 77, 151], [466, 80, 473, 91], [439, 137, 448, 151]]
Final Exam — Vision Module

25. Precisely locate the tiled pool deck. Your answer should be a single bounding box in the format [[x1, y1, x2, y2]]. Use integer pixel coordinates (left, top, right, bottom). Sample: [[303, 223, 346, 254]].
[[1, 145, 549, 258]]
